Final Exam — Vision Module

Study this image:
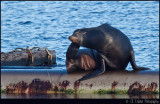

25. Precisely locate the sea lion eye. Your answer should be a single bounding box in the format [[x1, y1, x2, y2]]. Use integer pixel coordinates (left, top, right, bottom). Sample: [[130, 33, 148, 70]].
[[75, 32, 80, 35], [82, 32, 87, 35], [70, 59, 74, 63]]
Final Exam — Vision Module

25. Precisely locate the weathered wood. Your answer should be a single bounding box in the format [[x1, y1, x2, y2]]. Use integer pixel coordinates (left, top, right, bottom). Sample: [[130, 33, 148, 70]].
[[1, 50, 56, 66]]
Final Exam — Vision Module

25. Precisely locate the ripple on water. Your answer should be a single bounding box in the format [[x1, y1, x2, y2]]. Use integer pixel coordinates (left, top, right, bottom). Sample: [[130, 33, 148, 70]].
[[1, 1, 159, 70], [18, 21, 33, 25]]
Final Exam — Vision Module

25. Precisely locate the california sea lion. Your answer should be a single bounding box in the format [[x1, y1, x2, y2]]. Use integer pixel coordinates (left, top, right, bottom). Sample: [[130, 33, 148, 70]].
[[68, 23, 150, 81], [66, 43, 101, 73]]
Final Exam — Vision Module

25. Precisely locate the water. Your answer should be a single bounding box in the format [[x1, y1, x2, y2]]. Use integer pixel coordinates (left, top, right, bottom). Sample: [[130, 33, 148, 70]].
[[1, 93, 159, 99], [1, 1, 159, 99], [1, 1, 159, 70]]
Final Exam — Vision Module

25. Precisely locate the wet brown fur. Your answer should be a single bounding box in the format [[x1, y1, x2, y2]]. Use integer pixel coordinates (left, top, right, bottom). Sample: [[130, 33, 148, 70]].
[[79, 54, 96, 71]]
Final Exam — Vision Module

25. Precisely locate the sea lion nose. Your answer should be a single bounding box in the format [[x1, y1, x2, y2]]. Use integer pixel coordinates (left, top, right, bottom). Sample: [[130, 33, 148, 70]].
[[68, 36, 78, 43]]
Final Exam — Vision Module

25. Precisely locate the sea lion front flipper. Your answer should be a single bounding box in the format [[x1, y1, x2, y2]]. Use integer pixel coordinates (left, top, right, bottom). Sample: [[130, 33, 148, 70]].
[[77, 59, 105, 81], [99, 53, 116, 69]]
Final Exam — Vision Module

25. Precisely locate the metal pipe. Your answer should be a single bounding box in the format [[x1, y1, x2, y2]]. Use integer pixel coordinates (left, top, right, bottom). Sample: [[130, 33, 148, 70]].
[[1, 69, 159, 93]]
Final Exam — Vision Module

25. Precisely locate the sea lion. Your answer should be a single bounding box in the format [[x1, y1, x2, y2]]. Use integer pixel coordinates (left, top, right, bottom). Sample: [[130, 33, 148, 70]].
[[66, 43, 101, 73], [68, 23, 149, 81]]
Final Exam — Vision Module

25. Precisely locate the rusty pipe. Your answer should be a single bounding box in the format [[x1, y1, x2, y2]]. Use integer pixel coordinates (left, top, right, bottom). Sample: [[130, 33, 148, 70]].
[[1, 69, 159, 92]]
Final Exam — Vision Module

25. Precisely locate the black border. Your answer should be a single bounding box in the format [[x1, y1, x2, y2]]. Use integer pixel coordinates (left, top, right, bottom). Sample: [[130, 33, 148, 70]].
[[1, 0, 159, 104]]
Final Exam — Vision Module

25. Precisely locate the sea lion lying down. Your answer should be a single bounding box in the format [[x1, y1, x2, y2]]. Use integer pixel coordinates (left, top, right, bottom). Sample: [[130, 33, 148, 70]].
[[66, 43, 101, 72]]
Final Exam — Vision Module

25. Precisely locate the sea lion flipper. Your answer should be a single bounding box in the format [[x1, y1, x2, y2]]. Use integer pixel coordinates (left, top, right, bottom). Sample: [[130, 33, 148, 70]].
[[77, 59, 105, 81], [130, 49, 150, 70], [99, 53, 116, 68]]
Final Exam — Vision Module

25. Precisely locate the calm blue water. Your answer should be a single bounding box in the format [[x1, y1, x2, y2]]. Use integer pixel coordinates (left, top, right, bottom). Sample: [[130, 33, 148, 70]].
[[1, 1, 159, 70]]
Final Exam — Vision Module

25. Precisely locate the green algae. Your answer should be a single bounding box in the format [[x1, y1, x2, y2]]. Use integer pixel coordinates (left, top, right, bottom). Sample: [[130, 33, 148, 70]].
[[1, 89, 6, 93], [1, 88, 159, 95], [93, 89, 128, 94]]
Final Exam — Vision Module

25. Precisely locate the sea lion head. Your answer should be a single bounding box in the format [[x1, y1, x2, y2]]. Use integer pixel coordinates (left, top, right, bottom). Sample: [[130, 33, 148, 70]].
[[69, 29, 87, 46], [69, 28, 105, 49], [66, 59, 79, 72]]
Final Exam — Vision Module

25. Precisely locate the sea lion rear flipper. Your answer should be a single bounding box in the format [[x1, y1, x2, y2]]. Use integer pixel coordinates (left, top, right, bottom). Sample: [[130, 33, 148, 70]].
[[77, 59, 105, 81], [130, 49, 150, 70]]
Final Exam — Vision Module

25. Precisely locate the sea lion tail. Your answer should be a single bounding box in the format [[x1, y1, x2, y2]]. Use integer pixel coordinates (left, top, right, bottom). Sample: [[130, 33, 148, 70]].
[[130, 49, 150, 70]]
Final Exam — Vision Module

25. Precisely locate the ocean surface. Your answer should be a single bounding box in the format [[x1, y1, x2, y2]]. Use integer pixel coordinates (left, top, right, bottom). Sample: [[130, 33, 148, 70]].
[[1, 1, 159, 99], [1, 1, 159, 70], [1, 93, 159, 99]]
